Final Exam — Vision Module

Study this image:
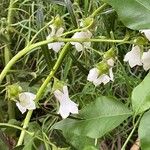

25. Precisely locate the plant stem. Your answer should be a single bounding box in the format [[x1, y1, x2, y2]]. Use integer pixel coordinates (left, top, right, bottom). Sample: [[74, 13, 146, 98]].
[[121, 116, 142, 150], [0, 37, 134, 84], [90, 3, 107, 18], [5, 0, 16, 119], [0, 123, 56, 147], [16, 43, 70, 146]]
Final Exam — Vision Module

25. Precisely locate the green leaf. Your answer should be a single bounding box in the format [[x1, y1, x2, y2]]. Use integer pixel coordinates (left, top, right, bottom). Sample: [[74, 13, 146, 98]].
[[132, 73, 150, 115], [104, 0, 150, 30], [53, 96, 132, 138], [23, 122, 42, 150], [63, 132, 96, 150], [138, 110, 150, 150]]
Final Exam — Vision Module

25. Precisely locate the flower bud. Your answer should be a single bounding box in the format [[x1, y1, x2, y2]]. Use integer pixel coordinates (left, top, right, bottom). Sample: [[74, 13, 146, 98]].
[[133, 37, 148, 45], [103, 47, 116, 60], [96, 61, 109, 75], [52, 78, 65, 92], [53, 15, 64, 28], [7, 83, 22, 99], [80, 17, 94, 28]]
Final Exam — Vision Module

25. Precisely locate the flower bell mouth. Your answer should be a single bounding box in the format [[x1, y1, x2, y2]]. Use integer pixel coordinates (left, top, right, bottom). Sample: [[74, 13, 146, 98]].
[[124, 45, 142, 68], [16, 92, 36, 114], [87, 67, 114, 86], [54, 86, 78, 119], [124, 45, 150, 71], [47, 25, 65, 53], [140, 29, 150, 41], [141, 50, 150, 71], [70, 30, 92, 52]]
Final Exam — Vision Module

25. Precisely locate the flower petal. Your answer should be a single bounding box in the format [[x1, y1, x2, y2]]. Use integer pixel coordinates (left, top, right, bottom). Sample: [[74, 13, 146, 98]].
[[109, 68, 114, 81], [19, 92, 36, 102], [124, 45, 142, 68], [49, 25, 56, 37], [141, 49, 150, 71], [97, 74, 110, 85], [74, 42, 84, 52], [71, 30, 92, 52], [18, 92, 36, 111], [16, 102, 26, 114], [62, 86, 69, 97], [54, 86, 79, 119], [58, 99, 78, 119], [107, 58, 114, 67], [54, 90, 64, 101], [47, 42, 64, 52], [26, 100, 36, 110], [56, 27, 64, 36], [87, 68, 99, 82], [140, 29, 150, 41]]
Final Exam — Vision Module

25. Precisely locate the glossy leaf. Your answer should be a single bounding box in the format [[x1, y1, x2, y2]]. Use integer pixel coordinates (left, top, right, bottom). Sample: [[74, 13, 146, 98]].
[[53, 96, 132, 138], [132, 73, 150, 115], [138, 110, 150, 150], [104, 0, 150, 30]]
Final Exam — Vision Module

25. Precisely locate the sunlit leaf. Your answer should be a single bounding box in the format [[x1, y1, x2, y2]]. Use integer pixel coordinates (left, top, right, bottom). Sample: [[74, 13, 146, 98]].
[[53, 96, 132, 138], [104, 0, 150, 30]]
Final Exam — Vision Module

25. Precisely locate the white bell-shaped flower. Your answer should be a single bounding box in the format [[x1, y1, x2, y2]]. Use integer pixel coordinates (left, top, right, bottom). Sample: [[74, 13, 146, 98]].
[[141, 49, 150, 71], [71, 30, 92, 52], [124, 45, 142, 68], [87, 68, 113, 86], [54, 86, 78, 119], [107, 58, 114, 67], [140, 29, 150, 41], [47, 25, 65, 53], [16, 92, 36, 114]]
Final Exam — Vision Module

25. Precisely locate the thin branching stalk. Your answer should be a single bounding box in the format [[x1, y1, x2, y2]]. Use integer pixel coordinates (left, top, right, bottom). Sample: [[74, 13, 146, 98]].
[[5, 0, 16, 119], [16, 43, 70, 146]]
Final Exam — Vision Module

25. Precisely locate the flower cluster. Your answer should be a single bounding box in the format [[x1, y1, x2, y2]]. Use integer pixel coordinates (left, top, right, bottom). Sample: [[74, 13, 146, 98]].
[[124, 30, 150, 71], [47, 17, 92, 53], [124, 46, 150, 71], [70, 30, 92, 52], [87, 48, 115, 86], [87, 61, 114, 86]]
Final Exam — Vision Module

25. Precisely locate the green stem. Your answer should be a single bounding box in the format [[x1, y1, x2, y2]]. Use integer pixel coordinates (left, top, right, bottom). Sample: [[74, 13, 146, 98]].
[[121, 115, 142, 150], [16, 43, 70, 146], [0, 123, 34, 136], [5, 0, 16, 119], [56, 37, 133, 44], [0, 123, 56, 147], [0, 37, 134, 84], [90, 3, 107, 18]]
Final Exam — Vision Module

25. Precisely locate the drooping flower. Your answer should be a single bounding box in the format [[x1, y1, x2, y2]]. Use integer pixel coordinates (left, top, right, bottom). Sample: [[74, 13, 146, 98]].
[[54, 86, 78, 119], [46, 25, 65, 52], [87, 67, 113, 86], [124, 45, 142, 68], [107, 58, 115, 67], [71, 30, 92, 52], [140, 29, 150, 41], [141, 49, 150, 71], [16, 92, 36, 114]]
